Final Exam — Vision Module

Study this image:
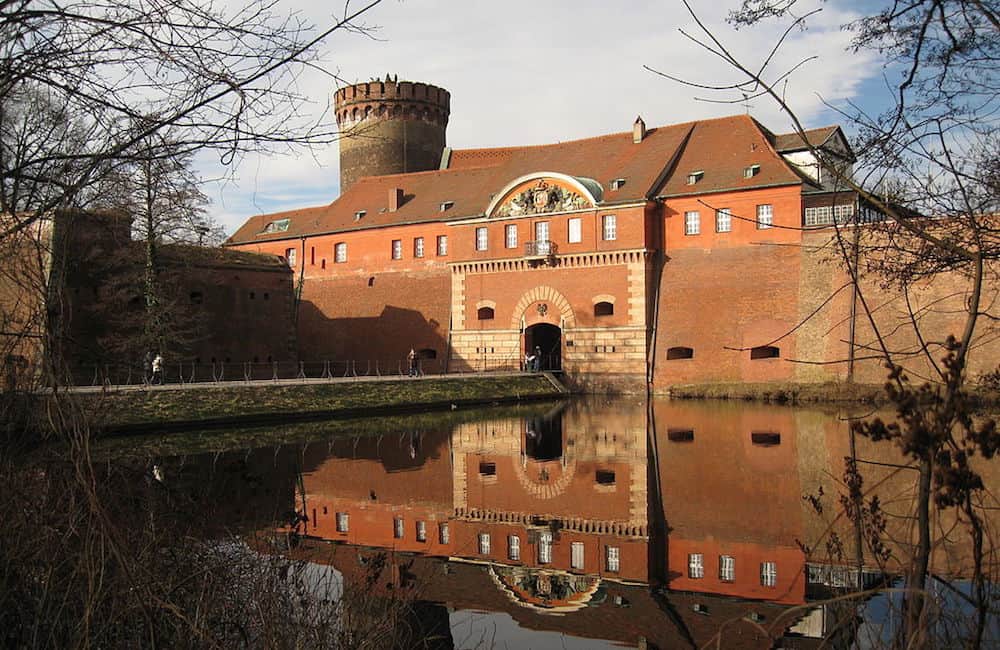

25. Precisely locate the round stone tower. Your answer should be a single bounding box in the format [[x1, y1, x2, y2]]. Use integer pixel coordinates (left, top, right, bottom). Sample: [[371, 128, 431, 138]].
[[334, 75, 451, 193]]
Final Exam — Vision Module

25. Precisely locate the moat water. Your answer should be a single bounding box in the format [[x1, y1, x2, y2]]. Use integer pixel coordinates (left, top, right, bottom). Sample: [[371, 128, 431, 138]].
[[94, 396, 999, 649]]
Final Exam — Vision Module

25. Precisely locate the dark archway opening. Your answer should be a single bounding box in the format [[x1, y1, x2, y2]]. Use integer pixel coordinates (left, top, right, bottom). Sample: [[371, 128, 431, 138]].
[[524, 414, 563, 460], [525, 323, 561, 371]]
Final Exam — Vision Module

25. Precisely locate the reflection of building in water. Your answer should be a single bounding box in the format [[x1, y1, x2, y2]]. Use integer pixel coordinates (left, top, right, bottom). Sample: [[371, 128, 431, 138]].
[[293, 400, 813, 606], [298, 430, 456, 556], [287, 401, 833, 646], [287, 539, 790, 650], [450, 401, 650, 584], [654, 401, 808, 604], [295, 403, 652, 588]]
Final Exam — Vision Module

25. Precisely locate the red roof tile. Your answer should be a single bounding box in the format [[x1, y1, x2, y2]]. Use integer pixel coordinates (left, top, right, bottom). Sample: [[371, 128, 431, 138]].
[[773, 126, 839, 152], [656, 115, 803, 197], [228, 115, 806, 245]]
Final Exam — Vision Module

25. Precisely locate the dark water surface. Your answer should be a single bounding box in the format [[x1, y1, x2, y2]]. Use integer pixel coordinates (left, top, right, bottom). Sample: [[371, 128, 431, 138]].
[[106, 396, 998, 649]]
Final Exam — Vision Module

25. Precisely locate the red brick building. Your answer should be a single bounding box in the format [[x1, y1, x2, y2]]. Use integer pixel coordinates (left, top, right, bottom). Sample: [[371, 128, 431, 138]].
[[1, 209, 296, 383], [227, 77, 998, 390]]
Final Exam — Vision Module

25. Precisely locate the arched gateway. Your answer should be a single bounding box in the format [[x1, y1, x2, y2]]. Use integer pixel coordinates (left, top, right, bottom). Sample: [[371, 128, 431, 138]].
[[512, 285, 574, 373]]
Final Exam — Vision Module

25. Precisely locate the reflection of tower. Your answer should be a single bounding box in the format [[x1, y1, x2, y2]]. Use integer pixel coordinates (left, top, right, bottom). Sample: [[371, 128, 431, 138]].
[[333, 76, 451, 193]]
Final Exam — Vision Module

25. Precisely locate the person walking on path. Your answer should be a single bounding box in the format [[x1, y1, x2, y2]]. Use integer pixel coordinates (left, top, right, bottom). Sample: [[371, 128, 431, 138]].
[[533, 346, 542, 372], [407, 348, 419, 377], [151, 353, 164, 385]]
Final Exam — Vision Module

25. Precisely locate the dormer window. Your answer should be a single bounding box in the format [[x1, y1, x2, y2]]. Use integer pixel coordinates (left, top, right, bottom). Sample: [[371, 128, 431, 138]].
[[687, 171, 704, 185], [610, 178, 626, 190], [439, 201, 454, 212], [744, 164, 760, 178], [260, 218, 290, 234], [354, 210, 366, 221]]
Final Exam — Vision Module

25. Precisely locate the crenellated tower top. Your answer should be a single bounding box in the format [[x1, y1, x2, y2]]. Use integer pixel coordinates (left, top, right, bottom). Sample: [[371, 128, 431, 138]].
[[334, 76, 451, 193]]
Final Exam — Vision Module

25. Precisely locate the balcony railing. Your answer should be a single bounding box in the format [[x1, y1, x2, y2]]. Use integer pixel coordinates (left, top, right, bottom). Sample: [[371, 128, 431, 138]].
[[524, 240, 557, 259]]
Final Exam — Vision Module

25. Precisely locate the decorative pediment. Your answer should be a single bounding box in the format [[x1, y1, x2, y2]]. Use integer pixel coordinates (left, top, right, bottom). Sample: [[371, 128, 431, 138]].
[[487, 173, 602, 219], [488, 565, 602, 613]]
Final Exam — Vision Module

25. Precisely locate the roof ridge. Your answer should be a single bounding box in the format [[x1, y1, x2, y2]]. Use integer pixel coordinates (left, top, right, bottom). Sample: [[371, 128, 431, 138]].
[[448, 115, 760, 158]]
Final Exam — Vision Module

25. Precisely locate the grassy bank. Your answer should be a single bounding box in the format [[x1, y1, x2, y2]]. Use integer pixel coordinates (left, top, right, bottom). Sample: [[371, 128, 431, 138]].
[[83, 374, 564, 432], [665, 381, 886, 405], [665, 381, 1000, 409]]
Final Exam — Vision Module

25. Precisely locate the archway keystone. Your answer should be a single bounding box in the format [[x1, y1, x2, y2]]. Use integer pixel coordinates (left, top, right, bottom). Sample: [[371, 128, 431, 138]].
[[510, 286, 575, 330]]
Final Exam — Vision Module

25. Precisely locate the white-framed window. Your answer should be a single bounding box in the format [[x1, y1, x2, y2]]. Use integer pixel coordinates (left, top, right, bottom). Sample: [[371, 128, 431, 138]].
[[571, 542, 585, 570], [478, 533, 491, 555], [602, 214, 617, 240], [688, 553, 704, 578], [438, 522, 450, 544], [761, 561, 777, 587], [285, 247, 297, 267], [538, 531, 553, 564], [475, 227, 488, 251], [744, 164, 760, 178], [505, 224, 518, 249], [437, 235, 448, 256], [804, 206, 830, 226], [834, 203, 855, 221], [756, 204, 773, 229], [508, 535, 520, 561], [391, 239, 402, 260], [336, 512, 349, 533], [534, 220, 549, 242], [716, 208, 732, 233], [719, 555, 735, 582], [805, 204, 855, 226], [606, 546, 620, 572], [414, 237, 424, 258], [568, 217, 582, 243], [334, 242, 347, 263], [684, 211, 700, 235], [393, 517, 404, 539], [415, 520, 427, 542]]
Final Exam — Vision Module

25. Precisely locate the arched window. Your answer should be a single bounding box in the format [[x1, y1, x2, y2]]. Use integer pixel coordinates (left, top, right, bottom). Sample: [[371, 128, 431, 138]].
[[477, 306, 495, 321], [368, 276, 375, 287], [594, 301, 614, 317], [750, 346, 780, 359], [666, 346, 694, 360]]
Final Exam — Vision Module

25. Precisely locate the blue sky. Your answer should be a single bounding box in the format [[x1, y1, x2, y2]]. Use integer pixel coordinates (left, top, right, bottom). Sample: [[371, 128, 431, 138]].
[[202, 0, 887, 234]]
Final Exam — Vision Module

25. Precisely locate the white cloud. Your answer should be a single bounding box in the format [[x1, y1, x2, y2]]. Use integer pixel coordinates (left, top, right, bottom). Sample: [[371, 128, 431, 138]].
[[199, 0, 881, 234]]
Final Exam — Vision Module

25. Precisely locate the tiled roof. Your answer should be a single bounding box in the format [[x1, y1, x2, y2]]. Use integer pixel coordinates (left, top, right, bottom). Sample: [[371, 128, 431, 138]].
[[228, 114, 805, 245], [772, 126, 839, 152], [655, 116, 803, 197]]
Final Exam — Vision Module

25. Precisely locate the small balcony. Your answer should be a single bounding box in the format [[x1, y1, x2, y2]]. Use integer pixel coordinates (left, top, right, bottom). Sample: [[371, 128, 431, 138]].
[[524, 240, 558, 265]]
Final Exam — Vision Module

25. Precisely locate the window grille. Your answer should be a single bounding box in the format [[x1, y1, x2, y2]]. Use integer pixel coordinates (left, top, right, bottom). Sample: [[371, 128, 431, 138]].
[[716, 208, 732, 233], [684, 211, 700, 235], [689, 553, 704, 578], [720, 555, 735, 582]]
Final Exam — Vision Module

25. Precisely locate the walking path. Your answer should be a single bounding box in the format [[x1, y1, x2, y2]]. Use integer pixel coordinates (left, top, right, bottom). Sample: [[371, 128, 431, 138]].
[[61, 370, 561, 394]]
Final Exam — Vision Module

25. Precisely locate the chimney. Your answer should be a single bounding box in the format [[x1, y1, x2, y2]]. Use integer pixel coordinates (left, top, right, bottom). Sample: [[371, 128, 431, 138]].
[[388, 187, 404, 212], [633, 116, 646, 144]]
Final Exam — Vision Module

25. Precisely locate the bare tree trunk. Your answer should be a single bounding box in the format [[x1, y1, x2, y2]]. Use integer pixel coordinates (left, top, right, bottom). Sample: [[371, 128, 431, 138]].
[[905, 457, 933, 647]]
